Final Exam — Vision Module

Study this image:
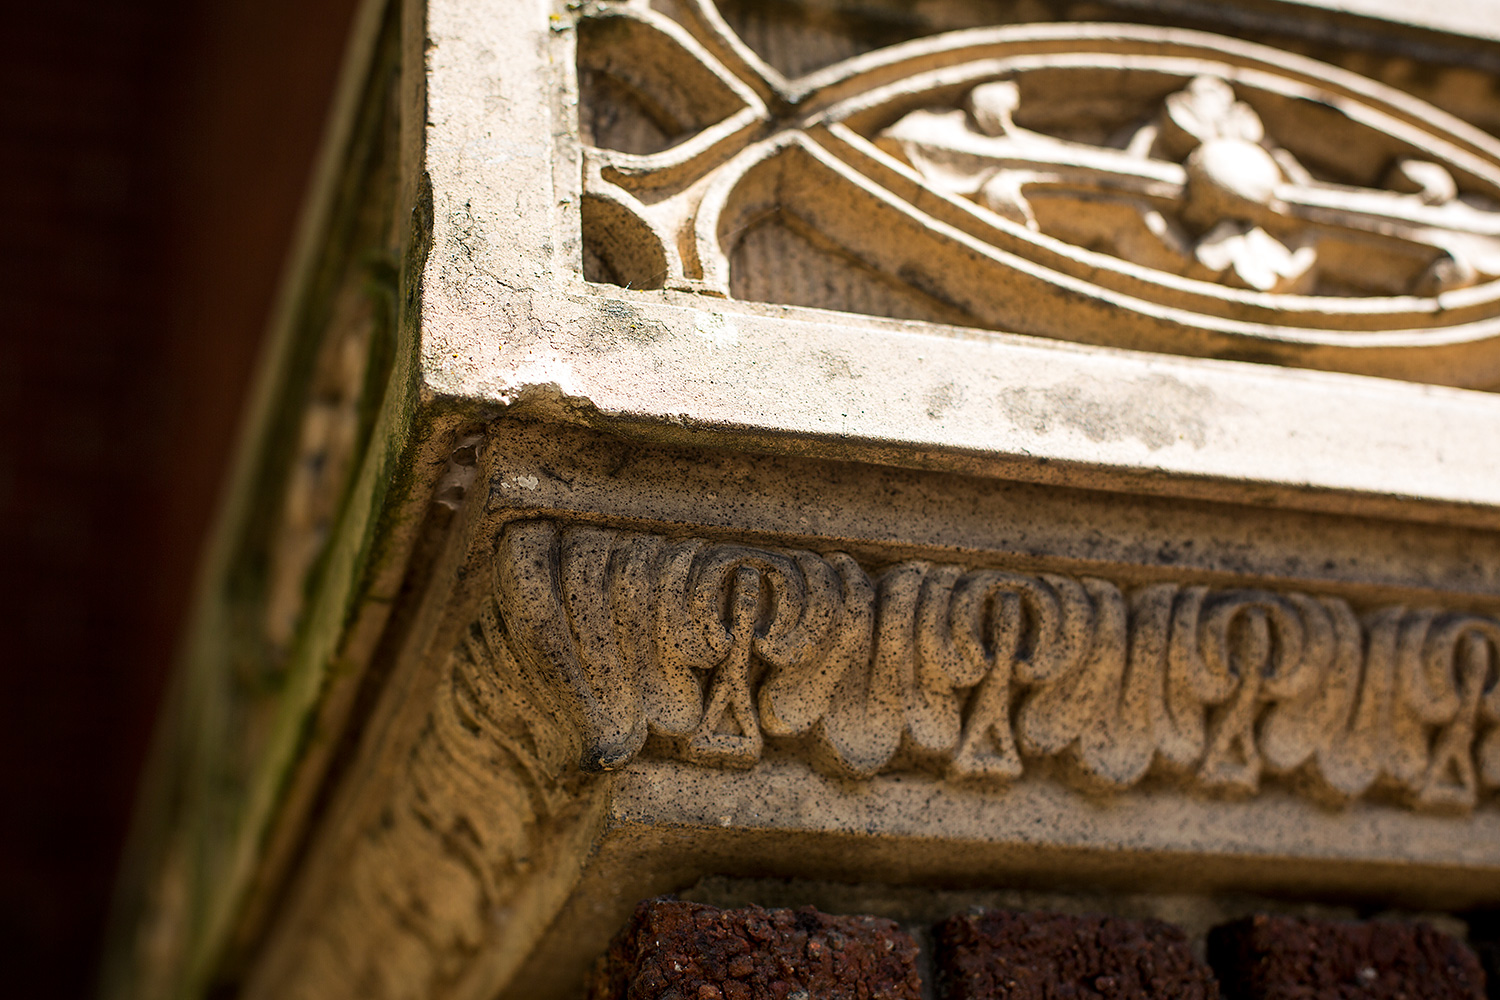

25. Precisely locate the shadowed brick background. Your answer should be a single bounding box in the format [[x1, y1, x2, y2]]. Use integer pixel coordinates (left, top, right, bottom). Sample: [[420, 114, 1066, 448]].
[[1, 2, 358, 996]]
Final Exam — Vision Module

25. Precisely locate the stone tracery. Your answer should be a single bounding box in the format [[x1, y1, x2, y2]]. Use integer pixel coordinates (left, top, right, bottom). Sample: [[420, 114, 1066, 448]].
[[577, 1, 1500, 386], [878, 72, 1500, 295]]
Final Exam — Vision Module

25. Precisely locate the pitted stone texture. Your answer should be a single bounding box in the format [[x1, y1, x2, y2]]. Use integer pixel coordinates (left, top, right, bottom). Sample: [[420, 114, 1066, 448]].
[[589, 898, 921, 1000], [1208, 915, 1486, 1000], [936, 910, 1218, 1000]]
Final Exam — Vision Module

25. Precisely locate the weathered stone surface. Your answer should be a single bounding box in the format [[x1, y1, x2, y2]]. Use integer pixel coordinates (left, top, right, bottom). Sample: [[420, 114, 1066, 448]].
[[102, 1, 1500, 1000], [590, 899, 922, 1000], [936, 910, 1218, 1000], [494, 517, 1500, 811], [1208, 915, 1487, 1000]]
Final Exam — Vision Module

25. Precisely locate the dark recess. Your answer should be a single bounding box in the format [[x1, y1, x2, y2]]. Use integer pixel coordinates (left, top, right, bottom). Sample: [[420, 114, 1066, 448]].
[[1, 1, 359, 996]]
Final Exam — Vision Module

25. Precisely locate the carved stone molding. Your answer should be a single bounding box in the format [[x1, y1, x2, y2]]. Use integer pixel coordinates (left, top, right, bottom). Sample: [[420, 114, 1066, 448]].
[[497, 519, 1500, 813], [578, 1, 1500, 385]]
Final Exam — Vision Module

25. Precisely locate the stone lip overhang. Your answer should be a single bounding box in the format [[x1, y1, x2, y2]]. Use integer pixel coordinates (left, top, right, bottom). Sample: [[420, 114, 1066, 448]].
[[424, 285, 1500, 531]]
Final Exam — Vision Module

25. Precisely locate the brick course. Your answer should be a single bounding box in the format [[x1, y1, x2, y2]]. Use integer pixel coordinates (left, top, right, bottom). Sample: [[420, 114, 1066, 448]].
[[935, 909, 1218, 1000], [595, 902, 1491, 1000], [591, 899, 922, 1000], [1209, 914, 1486, 1000]]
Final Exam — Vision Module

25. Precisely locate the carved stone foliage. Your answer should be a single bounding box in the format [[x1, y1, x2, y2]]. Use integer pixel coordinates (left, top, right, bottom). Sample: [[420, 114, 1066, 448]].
[[576, 1, 1500, 386], [494, 520, 1500, 813], [250, 586, 598, 1000]]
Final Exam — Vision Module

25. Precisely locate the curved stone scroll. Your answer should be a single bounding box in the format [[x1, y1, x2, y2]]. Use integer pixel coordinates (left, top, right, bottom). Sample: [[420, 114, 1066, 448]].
[[489, 520, 1500, 812], [576, 2, 1500, 387], [494, 520, 873, 770]]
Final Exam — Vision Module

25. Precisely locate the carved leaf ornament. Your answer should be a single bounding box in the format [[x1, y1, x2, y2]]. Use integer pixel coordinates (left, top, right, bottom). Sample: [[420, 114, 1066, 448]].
[[493, 521, 1500, 813], [577, 1, 1500, 385]]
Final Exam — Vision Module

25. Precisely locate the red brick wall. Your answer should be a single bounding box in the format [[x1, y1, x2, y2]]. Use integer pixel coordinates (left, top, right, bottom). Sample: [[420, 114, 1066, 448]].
[[595, 900, 1491, 1000]]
